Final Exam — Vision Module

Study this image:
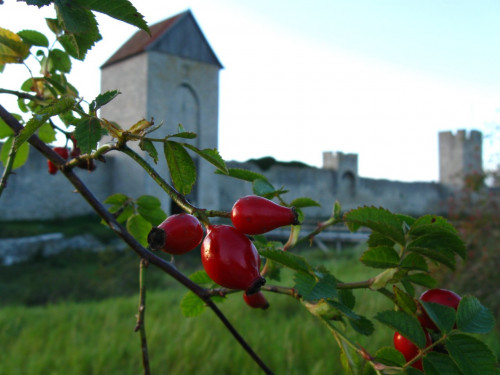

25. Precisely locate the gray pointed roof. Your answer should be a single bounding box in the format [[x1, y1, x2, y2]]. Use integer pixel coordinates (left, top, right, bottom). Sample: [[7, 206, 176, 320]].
[[101, 10, 223, 69]]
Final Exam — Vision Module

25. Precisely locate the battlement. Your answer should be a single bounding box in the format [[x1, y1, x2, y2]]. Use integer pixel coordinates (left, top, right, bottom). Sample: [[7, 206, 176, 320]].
[[323, 151, 358, 172]]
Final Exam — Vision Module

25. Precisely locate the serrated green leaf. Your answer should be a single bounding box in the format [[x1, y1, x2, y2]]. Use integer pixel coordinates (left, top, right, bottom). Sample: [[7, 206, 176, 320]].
[[168, 131, 197, 139], [104, 193, 129, 205], [73, 116, 102, 154], [410, 215, 459, 237], [374, 347, 406, 367], [182, 143, 228, 174], [259, 248, 311, 274], [0, 27, 30, 63], [137, 207, 166, 227], [348, 315, 374, 336], [423, 352, 464, 375], [338, 288, 355, 309], [394, 285, 417, 314], [90, 90, 120, 111], [116, 204, 134, 224], [375, 310, 428, 348], [344, 206, 406, 245], [0, 136, 30, 170], [164, 140, 196, 195], [457, 296, 495, 334], [188, 270, 213, 285], [253, 178, 276, 197], [308, 273, 338, 300], [17, 29, 49, 47], [218, 167, 267, 182], [37, 122, 56, 143], [360, 246, 400, 268], [78, 0, 149, 34], [408, 231, 466, 261], [15, 96, 75, 149], [401, 278, 415, 296], [407, 238, 457, 271], [406, 368, 425, 375], [367, 231, 395, 248], [180, 291, 206, 317], [400, 253, 428, 271], [139, 138, 158, 164], [445, 333, 500, 375], [126, 214, 152, 247], [294, 272, 317, 300], [406, 273, 436, 288], [421, 301, 456, 333], [290, 197, 321, 208]]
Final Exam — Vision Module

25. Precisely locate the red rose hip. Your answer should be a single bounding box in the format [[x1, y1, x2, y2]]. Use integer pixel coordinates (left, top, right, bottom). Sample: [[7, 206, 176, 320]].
[[418, 288, 461, 330], [231, 195, 300, 235], [393, 330, 432, 371], [243, 291, 269, 310], [201, 225, 265, 294], [47, 147, 69, 175], [148, 214, 203, 255]]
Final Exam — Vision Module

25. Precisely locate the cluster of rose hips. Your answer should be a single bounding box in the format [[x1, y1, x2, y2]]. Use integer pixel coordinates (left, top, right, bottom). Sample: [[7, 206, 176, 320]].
[[47, 137, 96, 175], [147, 195, 299, 309], [393, 288, 462, 371]]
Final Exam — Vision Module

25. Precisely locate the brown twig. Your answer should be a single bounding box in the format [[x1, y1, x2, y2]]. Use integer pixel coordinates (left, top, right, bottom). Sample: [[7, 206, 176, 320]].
[[0, 137, 17, 197], [135, 258, 151, 375], [0, 104, 275, 375]]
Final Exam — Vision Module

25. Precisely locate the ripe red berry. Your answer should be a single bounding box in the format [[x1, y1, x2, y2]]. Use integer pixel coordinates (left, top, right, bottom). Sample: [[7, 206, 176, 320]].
[[393, 330, 432, 371], [230, 195, 300, 235], [47, 147, 69, 175], [243, 291, 269, 310], [418, 288, 461, 331], [201, 225, 265, 294], [147, 214, 203, 255]]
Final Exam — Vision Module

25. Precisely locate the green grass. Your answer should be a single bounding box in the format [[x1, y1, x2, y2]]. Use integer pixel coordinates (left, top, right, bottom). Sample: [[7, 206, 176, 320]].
[[0, 246, 498, 374]]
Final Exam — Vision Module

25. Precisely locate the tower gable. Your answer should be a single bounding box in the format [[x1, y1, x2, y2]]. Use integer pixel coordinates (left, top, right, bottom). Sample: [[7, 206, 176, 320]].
[[101, 10, 222, 69]]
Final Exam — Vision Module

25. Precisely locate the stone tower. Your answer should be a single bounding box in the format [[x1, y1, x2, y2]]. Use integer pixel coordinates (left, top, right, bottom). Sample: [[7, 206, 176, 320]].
[[323, 151, 358, 197], [100, 10, 223, 213], [438, 130, 482, 188]]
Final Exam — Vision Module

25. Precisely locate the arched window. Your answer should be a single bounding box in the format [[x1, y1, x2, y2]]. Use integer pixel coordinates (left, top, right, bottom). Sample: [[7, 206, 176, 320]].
[[172, 84, 200, 146], [340, 171, 356, 197]]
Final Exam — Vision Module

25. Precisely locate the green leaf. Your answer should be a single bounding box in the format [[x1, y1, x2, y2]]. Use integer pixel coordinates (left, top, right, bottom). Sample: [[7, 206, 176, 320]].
[[48, 48, 71, 73], [445, 333, 500, 375], [253, 178, 276, 197], [37, 122, 56, 143], [90, 90, 120, 111], [343, 206, 406, 245], [15, 96, 75, 149], [104, 193, 129, 205], [0, 117, 14, 138], [290, 197, 321, 208], [77, 0, 149, 34], [0, 27, 30, 63], [164, 141, 196, 195], [0, 136, 30, 169], [139, 138, 158, 164], [180, 291, 206, 317], [17, 29, 49, 47], [219, 167, 267, 182], [374, 347, 406, 367], [421, 301, 456, 333], [409, 215, 459, 237], [73, 116, 102, 154], [423, 352, 464, 375], [259, 248, 311, 274], [168, 131, 197, 139], [360, 246, 400, 268], [182, 143, 228, 174], [394, 285, 417, 314], [188, 270, 213, 285], [137, 207, 166, 227], [302, 272, 338, 301], [406, 235, 457, 270], [348, 315, 374, 336], [136, 195, 161, 209], [400, 253, 428, 271], [126, 214, 152, 247], [457, 296, 495, 334], [338, 288, 355, 309], [406, 273, 436, 289], [116, 204, 134, 224], [408, 231, 466, 262], [367, 231, 395, 248], [375, 310, 428, 348]]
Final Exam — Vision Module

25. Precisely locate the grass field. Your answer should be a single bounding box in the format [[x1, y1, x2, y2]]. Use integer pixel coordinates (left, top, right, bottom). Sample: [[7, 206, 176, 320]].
[[0, 244, 498, 374]]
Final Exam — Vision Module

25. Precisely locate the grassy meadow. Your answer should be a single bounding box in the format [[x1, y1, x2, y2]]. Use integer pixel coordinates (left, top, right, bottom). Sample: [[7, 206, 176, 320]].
[[0, 242, 499, 374]]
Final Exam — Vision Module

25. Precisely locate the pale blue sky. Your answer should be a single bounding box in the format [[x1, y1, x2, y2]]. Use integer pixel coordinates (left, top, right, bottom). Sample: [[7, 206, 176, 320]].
[[2, 1, 500, 182]]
